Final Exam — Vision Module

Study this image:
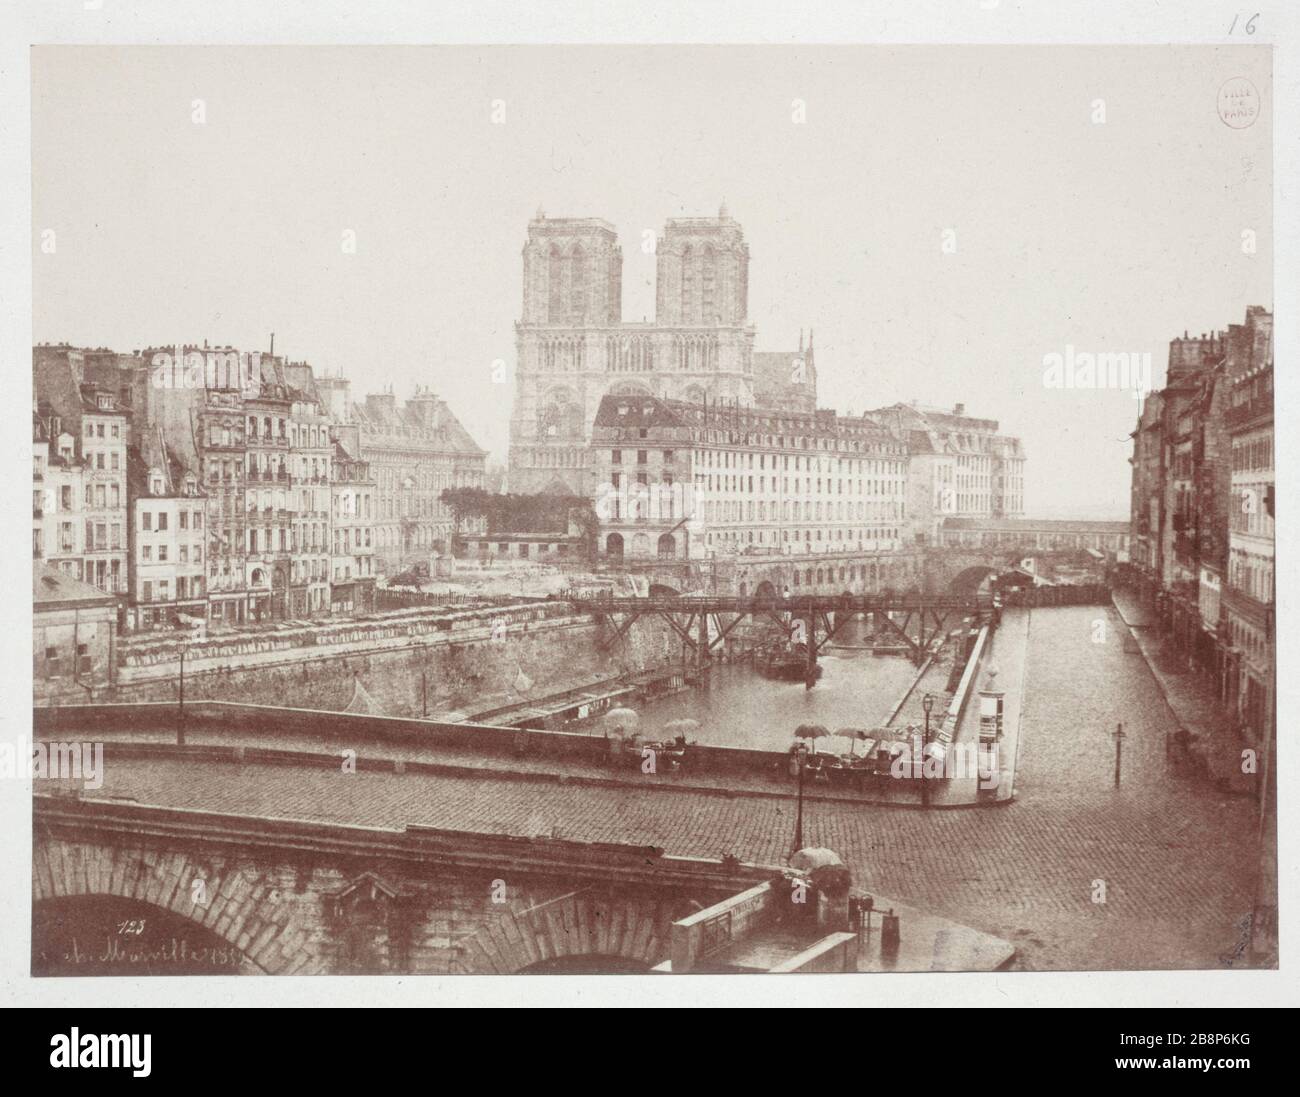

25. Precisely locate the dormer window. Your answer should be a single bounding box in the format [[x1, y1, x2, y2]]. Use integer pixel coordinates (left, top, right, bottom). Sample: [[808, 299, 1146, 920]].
[[150, 471, 164, 495], [97, 394, 112, 410]]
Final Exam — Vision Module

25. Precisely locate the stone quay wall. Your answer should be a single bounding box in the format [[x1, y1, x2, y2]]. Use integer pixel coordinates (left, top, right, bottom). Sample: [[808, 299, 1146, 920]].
[[96, 605, 687, 718]]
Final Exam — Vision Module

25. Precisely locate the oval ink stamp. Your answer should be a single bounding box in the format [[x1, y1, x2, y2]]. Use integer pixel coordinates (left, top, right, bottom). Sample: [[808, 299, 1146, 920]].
[[1218, 77, 1260, 129]]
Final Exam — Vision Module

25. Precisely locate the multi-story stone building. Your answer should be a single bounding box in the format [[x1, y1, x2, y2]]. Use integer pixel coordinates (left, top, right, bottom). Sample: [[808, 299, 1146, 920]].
[[1222, 309, 1274, 743], [287, 383, 334, 614], [241, 378, 292, 620], [989, 435, 1026, 518], [35, 342, 396, 629], [32, 347, 131, 598], [329, 424, 376, 614], [198, 386, 254, 624], [1128, 307, 1273, 740], [33, 407, 86, 577], [1130, 389, 1165, 580], [127, 443, 207, 631], [866, 402, 1025, 546], [33, 562, 118, 703], [78, 385, 131, 595], [589, 393, 910, 567], [343, 386, 486, 574]]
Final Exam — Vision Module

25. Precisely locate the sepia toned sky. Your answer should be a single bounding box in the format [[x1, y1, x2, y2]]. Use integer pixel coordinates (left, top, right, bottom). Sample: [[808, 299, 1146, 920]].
[[32, 45, 1272, 516]]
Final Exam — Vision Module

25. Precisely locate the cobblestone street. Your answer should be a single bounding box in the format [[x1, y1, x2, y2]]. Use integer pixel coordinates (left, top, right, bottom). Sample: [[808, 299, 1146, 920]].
[[871, 603, 1261, 970]]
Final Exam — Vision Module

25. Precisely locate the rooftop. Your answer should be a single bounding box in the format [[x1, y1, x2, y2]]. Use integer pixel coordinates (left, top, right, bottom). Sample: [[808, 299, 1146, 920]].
[[33, 562, 117, 609]]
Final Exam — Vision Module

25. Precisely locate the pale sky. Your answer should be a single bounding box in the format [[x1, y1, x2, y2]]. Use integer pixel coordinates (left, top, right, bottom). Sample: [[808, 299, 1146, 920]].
[[33, 45, 1272, 516]]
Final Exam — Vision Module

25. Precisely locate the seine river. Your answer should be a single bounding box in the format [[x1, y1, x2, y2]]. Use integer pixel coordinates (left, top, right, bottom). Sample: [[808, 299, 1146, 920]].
[[634, 619, 925, 752]]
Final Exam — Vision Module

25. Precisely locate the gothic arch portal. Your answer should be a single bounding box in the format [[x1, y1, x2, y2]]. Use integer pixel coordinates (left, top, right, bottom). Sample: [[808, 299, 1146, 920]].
[[538, 387, 582, 440]]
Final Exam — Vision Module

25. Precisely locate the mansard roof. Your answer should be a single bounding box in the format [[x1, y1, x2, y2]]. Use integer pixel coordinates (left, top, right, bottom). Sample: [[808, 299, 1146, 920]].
[[351, 394, 486, 455], [592, 393, 684, 431]]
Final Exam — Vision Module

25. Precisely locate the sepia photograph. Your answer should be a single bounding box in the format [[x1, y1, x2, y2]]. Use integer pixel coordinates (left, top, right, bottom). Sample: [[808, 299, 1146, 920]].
[[3, 1, 1295, 1032]]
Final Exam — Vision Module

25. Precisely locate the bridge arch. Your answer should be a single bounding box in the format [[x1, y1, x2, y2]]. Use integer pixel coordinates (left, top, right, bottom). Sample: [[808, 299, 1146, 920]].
[[754, 580, 777, 597], [948, 565, 1000, 594], [32, 837, 296, 974], [32, 893, 262, 975], [453, 892, 679, 974]]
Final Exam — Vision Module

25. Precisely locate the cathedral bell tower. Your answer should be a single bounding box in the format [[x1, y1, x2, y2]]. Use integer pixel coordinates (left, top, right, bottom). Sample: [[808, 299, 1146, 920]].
[[655, 203, 749, 326], [510, 213, 624, 494]]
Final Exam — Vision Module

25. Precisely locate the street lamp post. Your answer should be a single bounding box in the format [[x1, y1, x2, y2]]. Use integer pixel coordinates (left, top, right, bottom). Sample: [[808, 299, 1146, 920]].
[[791, 749, 806, 856], [177, 646, 186, 747], [1112, 722, 1126, 788], [921, 693, 935, 808]]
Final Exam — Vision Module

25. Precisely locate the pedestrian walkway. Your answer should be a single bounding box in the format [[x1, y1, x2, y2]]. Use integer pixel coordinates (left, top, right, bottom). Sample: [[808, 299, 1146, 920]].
[[1110, 589, 1253, 794]]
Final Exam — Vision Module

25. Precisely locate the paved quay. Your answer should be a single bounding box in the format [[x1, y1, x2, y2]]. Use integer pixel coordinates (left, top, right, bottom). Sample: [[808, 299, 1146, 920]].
[[1111, 589, 1255, 792], [49, 723, 956, 809]]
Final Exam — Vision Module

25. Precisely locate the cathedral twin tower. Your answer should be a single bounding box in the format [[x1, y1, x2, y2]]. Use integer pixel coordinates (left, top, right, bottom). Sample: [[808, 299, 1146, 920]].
[[509, 205, 758, 494]]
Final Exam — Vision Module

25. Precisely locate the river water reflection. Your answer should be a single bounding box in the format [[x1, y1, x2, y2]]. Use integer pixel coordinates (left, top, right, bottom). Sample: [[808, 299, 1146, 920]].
[[636, 620, 925, 753]]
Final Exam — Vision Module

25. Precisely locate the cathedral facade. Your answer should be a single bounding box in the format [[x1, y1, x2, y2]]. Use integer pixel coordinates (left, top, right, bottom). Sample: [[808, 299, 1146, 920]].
[[509, 206, 814, 495]]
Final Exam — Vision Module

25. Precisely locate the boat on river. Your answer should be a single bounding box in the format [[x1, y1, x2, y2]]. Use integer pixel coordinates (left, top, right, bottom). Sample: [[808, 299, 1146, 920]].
[[757, 643, 823, 683]]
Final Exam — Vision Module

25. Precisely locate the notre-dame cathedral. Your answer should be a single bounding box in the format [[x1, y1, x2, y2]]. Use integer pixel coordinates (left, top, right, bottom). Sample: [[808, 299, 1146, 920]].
[[507, 205, 817, 494]]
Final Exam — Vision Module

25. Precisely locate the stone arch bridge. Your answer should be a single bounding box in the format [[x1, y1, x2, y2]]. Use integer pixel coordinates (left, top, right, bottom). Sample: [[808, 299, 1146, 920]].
[[614, 547, 1082, 598], [33, 794, 772, 976]]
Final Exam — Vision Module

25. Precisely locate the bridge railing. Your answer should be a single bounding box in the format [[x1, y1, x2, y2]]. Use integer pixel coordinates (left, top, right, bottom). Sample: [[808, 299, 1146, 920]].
[[553, 591, 997, 614]]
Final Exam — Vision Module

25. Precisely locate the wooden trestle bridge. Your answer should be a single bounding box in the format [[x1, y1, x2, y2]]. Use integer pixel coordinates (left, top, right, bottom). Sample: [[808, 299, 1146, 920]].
[[570, 592, 999, 685]]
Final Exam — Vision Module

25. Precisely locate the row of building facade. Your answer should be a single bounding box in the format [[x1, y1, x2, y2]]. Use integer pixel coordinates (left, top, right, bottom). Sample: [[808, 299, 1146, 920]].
[[1129, 306, 1274, 746], [33, 344, 487, 632], [580, 394, 1025, 564]]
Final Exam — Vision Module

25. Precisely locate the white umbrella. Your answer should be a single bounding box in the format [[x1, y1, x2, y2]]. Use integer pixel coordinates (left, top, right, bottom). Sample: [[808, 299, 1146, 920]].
[[790, 847, 843, 872], [604, 707, 640, 734]]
